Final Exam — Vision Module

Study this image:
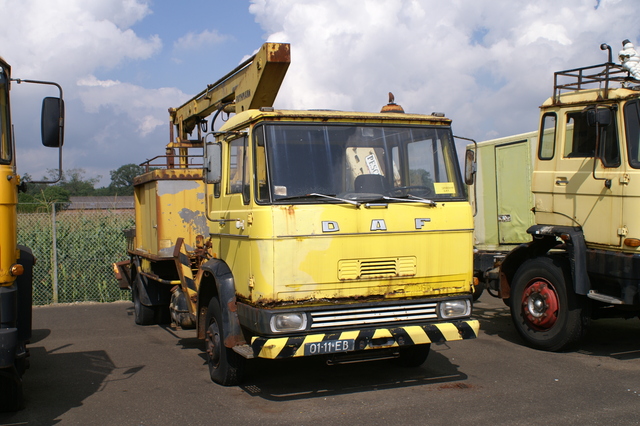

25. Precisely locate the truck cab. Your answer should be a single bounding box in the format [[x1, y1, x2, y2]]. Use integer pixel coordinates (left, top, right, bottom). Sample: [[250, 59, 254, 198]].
[[498, 44, 640, 350], [207, 108, 472, 307]]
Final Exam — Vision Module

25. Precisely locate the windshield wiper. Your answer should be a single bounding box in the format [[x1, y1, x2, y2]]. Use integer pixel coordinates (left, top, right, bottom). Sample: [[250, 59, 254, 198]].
[[382, 195, 437, 206], [275, 193, 360, 207]]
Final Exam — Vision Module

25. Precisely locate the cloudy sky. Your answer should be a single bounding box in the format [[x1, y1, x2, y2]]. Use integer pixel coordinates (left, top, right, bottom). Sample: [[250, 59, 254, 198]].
[[1, 0, 639, 186]]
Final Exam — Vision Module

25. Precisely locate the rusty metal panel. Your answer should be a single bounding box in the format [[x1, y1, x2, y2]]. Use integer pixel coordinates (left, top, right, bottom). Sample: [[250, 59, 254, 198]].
[[133, 179, 158, 254], [155, 179, 207, 253], [134, 174, 206, 256]]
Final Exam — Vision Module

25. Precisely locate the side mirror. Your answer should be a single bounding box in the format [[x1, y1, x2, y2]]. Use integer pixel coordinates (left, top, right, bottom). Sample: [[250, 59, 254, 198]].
[[204, 141, 222, 184], [41, 97, 64, 148], [585, 106, 611, 127], [464, 149, 476, 185]]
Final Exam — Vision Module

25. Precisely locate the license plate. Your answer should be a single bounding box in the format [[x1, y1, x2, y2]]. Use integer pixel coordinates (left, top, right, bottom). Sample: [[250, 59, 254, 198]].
[[304, 339, 355, 356]]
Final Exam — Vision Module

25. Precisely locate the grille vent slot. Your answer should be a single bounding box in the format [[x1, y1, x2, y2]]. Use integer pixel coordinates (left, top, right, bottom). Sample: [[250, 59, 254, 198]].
[[338, 256, 416, 280], [310, 302, 438, 329]]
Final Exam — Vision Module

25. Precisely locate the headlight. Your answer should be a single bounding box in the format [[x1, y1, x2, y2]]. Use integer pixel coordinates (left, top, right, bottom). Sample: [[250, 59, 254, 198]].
[[270, 313, 308, 332], [439, 300, 471, 319]]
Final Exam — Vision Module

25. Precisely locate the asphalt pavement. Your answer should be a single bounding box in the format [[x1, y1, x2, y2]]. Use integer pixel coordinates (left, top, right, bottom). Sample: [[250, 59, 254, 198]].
[[1, 294, 640, 425]]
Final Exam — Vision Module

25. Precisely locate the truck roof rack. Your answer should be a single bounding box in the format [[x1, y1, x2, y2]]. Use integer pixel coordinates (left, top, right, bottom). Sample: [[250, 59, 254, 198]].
[[553, 61, 637, 102]]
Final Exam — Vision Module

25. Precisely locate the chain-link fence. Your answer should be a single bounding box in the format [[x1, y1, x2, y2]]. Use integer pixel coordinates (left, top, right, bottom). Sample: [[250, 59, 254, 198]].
[[18, 203, 133, 305]]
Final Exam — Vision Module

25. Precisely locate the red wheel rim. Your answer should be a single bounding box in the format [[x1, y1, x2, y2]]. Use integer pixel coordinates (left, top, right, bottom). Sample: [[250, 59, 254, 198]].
[[521, 278, 559, 330]]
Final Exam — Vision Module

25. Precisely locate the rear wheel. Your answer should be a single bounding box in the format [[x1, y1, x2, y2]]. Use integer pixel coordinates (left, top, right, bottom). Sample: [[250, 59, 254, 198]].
[[132, 275, 156, 326], [205, 297, 245, 385], [510, 256, 589, 351], [394, 344, 431, 367]]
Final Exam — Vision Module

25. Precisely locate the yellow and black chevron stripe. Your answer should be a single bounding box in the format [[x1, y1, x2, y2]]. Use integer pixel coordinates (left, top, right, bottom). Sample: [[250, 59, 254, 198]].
[[176, 242, 197, 292], [250, 319, 479, 359]]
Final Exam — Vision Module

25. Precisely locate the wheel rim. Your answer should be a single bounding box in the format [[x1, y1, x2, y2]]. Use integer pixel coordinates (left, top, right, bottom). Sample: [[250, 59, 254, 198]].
[[206, 320, 221, 368], [521, 278, 559, 330]]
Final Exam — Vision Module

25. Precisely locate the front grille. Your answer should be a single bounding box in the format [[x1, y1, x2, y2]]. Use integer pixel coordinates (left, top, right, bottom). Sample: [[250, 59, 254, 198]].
[[310, 302, 438, 329], [338, 256, 417, 280]]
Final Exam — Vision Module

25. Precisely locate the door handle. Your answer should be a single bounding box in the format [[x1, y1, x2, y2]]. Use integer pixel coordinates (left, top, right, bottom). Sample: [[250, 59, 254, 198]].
[[555, 178, 569, 185]]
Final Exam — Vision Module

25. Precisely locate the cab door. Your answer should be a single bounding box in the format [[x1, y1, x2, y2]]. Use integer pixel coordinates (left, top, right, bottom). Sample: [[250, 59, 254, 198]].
[[209, 134, 253, 294], [551, 106, 623, 247]]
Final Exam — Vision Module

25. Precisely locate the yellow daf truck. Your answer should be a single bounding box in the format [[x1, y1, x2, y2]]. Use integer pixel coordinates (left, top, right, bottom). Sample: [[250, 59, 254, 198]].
[[471, 41, 640, 351], [0, 56, 64, 410], [115, 43, 479, 385]]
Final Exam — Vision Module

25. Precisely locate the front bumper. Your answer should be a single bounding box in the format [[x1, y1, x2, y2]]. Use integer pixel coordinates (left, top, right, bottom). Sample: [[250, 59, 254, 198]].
[[250, 319, 479, 359]]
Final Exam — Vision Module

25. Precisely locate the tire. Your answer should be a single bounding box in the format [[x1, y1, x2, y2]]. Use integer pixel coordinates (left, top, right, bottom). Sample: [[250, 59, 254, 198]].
[[205, 297, 245, 386], [132, 275, 156, 326], [0, 366, 24, 412], [394, 344, 431, 367], [472, 277, 485, 301], [510, 256, 589, 351]]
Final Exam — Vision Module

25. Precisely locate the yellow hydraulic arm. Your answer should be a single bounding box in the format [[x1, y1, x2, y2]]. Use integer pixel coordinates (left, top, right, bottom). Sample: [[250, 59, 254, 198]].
[[169, 42, 290, 144]]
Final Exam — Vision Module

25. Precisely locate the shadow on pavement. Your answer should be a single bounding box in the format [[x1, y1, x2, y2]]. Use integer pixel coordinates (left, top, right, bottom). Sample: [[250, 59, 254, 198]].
[[238, 349, 469, 401], [0, 335, 143, 426], [166, 325, 471, 401]]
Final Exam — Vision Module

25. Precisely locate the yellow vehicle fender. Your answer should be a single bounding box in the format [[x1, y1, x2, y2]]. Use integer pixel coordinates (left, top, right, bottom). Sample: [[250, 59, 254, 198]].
[[197, 259, 246, 348]]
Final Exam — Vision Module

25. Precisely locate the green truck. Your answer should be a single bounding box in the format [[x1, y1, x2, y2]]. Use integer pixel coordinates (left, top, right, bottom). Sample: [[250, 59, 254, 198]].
[[470, 130, 537, 300]]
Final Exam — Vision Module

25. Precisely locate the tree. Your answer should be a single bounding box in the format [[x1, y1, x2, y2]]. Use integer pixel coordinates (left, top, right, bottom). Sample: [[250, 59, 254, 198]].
[[108, 164, 144, 196], [18, 185, 70, 213], [53, 168, 100, 196], [18, 168, 97, 211]]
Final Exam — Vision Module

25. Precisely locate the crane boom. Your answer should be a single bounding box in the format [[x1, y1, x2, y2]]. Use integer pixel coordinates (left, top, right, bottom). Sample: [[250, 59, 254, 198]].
[[169, 42, 290, 143]]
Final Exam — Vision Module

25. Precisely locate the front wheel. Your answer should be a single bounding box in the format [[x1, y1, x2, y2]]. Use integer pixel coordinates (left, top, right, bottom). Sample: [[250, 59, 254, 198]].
[[510, 256, 589, 351], [205, 298, 245, 386]]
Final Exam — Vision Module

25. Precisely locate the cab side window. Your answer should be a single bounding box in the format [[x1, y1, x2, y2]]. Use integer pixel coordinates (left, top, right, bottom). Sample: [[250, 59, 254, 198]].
[[228, 136, 249, 204], [538, 113, 556, 160], [564, 109, 620, 167], [625, 100, 640, 169]]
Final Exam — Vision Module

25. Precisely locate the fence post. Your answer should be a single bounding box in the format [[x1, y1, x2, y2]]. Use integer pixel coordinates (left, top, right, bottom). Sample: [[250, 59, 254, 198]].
[[52, 202, 58, 303]]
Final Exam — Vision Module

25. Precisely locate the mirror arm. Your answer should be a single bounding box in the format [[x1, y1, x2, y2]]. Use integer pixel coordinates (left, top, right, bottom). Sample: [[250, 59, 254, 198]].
[[12, 78, 64, 184]]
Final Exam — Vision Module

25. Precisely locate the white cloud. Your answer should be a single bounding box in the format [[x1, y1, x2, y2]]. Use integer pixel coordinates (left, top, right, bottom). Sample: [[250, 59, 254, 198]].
[[249, 0, 640, 142], [0, 0, 170, 186], [76, 79, 185, 134], [0, 0, 161, 81], [173, 29, 228, 51], [77, 75, 121, 88]]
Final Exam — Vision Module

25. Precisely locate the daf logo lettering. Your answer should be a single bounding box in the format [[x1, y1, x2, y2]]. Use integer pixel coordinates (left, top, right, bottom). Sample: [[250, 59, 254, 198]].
[[370, 219, 387, 231], [322, 221, 340, 232], [415, 218, 431, 229]]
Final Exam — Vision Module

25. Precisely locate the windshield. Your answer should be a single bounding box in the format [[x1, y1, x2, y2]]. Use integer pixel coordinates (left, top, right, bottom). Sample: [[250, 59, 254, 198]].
[[255, 123, 464, 204], [0, 65, 10, 164]]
